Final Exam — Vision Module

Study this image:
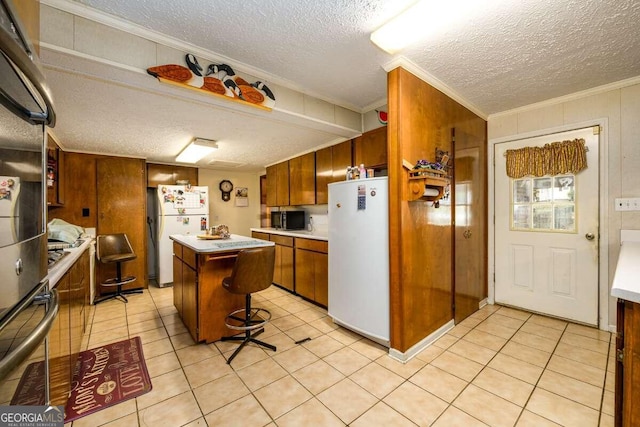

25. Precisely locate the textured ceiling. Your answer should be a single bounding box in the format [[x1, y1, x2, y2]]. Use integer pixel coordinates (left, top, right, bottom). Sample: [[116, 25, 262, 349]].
[[39, 0, 640, 170]]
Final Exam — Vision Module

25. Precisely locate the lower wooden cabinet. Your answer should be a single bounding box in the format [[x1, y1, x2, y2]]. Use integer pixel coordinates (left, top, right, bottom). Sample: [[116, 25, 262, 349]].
[[172, 241, 245, 343], [269, 235, 294, 292], [252, 231, 328, 306], [49, 248, 91, 407], [49, 274, 70, 407], [294, 238, 328, 307], [616, 299, 640, 426]]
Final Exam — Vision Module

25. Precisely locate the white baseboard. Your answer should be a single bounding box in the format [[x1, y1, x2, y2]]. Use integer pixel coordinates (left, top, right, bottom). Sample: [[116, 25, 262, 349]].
[[388, 320, 455, 363]]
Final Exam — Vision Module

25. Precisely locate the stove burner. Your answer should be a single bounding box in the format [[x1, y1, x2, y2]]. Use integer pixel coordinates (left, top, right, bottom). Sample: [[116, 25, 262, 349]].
[[47, 250, 68, 267]]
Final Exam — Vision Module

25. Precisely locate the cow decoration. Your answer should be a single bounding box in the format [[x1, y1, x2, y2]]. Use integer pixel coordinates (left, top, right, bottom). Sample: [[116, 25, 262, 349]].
[[147, 54, 276, 109]]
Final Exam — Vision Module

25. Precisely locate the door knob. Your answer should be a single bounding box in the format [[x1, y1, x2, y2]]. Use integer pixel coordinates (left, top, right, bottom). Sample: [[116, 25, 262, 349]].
[[463, 230, 472, 239], [336, 203, 341, 208], [585, 233, 595, 241]]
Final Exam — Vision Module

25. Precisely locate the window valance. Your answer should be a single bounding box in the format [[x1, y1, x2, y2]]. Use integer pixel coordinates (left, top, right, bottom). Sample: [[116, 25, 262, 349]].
[[505, 138, 587, 178]]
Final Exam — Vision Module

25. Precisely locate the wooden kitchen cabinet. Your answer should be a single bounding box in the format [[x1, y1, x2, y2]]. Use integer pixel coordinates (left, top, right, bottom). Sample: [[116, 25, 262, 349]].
[[47, 133, 65, 207], [266, 161, 290, 207], [270, 234, 294, 292], [354, 126, 387, 168], [96, 157, 147, 293], [251, 231, 270, 241], [49, 274, 70, 407], [172, 240, 245, 343], [49, 247, 90, 408], [616, 299, 640, 427], [12, 0, 39, 54], [173, 242, 184, 315], [289, 152, 316, 205], [147, 163, 198, 187], [294, 237, 328, 307], [173, 242, 198, 341], [316, 140, 352, 204]]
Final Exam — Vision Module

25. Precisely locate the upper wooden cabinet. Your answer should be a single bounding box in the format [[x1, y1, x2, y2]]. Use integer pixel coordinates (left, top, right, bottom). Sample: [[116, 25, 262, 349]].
[[47, 133, 65, 207], [354, 126, 387, 168], [12, 0, 39, 54], [146, 163, 198, 188], [316, 140, 352, 204], [266, 161, 290, 207], [289, 152, 316, 206]]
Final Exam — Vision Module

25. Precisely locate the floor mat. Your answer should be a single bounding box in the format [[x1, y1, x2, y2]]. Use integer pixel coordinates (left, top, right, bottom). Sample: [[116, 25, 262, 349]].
[[64, 336, 152, 423]]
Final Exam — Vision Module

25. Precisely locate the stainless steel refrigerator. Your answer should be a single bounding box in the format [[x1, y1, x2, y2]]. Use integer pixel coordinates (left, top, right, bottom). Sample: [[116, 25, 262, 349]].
[[0, 0, 58, 405]]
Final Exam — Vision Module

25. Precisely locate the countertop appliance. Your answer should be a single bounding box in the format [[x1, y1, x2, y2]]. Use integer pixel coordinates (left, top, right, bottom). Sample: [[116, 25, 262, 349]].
[[328, 177, 389, 346], [0, 0, 58, 405], [156, 185, 209, 286], [271, 210, 305, 230]]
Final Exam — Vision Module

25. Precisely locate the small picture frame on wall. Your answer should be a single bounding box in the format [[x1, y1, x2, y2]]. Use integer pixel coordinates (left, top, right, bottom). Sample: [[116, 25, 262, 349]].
[[235, 187, 248, 207]]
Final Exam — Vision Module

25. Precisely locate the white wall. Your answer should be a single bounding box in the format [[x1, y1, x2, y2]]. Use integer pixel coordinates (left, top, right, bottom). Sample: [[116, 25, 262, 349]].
[[488, 79, 640, 328], [198, 169, 263, 236]]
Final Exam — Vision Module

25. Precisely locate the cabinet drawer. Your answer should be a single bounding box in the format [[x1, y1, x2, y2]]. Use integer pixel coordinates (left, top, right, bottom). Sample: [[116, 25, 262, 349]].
[[252, 231, 270, 241], [270, 234, 294, 247], [295, 238, 328, 253], [173, 241, 183, 260], [183, 246, 197, 269]]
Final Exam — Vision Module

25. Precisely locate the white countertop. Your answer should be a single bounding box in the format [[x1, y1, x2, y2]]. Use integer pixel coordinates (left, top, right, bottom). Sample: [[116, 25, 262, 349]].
[[170, 233, 274, 253], [47, 238, 94, 289], [250, 227, 328, 241], [612, 241, 640, 304]]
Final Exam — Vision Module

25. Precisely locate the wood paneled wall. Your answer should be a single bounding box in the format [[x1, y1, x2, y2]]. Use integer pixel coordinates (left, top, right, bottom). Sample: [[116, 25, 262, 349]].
[[388, 67, 487, 352], [48, 152, 147, 290]]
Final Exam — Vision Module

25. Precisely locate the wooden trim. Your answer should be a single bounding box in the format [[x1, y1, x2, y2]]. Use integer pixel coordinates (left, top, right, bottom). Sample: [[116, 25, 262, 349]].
[[387, 68, 404, 351]]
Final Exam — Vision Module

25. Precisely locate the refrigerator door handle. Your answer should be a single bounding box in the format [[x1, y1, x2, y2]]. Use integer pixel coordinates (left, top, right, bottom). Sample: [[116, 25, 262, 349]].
[[0, 287, 59, 380]]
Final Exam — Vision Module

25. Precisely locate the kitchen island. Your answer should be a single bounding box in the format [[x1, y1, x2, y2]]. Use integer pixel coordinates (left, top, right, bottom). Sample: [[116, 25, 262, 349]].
[[169, 234, 274, 343]]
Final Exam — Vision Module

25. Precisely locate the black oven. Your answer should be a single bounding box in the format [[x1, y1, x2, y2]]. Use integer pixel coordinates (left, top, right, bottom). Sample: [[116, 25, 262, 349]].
[[0, 0, 57, 406]]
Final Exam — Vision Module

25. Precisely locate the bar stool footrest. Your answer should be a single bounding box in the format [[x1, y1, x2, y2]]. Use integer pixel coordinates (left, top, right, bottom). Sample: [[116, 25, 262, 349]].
[[102, 276, 136, 286]]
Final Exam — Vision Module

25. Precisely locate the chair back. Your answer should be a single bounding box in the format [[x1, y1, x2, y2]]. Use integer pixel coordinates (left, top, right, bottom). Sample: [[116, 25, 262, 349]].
[[225, 246, 275, 295], [97, 233, 136, 263]]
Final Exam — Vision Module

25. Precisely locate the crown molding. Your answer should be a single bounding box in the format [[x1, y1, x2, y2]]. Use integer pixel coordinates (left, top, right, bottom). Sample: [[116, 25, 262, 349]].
[[489, 74, 640, 119], [382, 56, 488, 120]]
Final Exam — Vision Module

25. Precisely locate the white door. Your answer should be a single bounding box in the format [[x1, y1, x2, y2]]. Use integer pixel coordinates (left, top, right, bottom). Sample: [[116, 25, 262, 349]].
[[494, 127, 599, 325]]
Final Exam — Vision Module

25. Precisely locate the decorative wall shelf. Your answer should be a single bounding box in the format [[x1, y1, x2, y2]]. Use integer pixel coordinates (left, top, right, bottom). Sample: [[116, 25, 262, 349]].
[[407, 168, 450, 202]]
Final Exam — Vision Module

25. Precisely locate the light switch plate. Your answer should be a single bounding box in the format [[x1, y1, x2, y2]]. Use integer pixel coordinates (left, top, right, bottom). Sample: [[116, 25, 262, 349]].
[[615, 197, 640, 211]]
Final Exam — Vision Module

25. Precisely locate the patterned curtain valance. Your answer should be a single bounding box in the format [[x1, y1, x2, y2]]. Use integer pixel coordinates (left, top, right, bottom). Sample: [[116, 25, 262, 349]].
[[505, 138, 587, 178]]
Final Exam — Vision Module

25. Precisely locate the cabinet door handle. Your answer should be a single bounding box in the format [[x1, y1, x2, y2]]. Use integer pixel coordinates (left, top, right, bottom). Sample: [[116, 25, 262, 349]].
[[463, 230, 472, 239]]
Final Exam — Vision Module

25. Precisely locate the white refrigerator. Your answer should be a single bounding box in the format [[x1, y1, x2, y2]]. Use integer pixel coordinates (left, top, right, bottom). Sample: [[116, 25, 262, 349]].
[[0, 176, 20, 246], [328, 176, 389, 346], [157, 185, 209, 286]]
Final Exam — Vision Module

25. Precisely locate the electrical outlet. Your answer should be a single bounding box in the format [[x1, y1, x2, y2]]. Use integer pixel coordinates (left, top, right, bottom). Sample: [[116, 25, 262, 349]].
[[615, 197, 640, 211]]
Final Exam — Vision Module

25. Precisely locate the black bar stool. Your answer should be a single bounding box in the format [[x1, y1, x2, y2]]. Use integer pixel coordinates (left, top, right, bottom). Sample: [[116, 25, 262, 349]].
[[221, 245, 276, 364], [95, 233, 142, 304]]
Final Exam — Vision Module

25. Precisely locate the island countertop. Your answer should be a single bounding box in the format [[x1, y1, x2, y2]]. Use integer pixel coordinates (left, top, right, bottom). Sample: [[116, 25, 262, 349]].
[[169, 233, 274, 253]]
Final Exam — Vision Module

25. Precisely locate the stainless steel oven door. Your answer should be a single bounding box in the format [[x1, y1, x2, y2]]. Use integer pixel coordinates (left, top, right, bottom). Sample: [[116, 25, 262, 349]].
[[0, 281, 58, 405]]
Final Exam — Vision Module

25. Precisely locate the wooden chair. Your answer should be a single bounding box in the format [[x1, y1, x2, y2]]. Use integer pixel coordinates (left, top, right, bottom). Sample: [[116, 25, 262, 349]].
[[95, 233, 142, 304], [221, 246, 276, 364]]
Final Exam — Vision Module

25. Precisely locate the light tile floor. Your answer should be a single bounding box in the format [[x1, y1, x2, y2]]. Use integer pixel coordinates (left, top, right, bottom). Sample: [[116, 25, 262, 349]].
[[70, 285, 615, 427]]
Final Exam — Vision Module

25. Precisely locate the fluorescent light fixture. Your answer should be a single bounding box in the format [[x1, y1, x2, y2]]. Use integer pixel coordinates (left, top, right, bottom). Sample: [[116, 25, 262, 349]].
[[370, 0, 483, 54], [176, 138, 218, 163]]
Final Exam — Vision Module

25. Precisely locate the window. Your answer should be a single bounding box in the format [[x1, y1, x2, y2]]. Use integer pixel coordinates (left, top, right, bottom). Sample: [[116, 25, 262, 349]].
[[511, 175, 575, 232]]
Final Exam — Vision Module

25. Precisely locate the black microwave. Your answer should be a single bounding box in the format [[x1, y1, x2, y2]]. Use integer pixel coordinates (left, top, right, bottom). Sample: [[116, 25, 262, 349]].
[[271, 210, 305, 230]]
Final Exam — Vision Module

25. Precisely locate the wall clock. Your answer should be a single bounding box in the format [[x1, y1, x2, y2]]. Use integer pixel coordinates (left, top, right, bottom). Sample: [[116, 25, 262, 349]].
[[219, 179, 233, 201]]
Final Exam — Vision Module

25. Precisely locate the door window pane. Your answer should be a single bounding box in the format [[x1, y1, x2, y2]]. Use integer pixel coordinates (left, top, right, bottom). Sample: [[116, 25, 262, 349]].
[[510, 174, 576, 233]]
